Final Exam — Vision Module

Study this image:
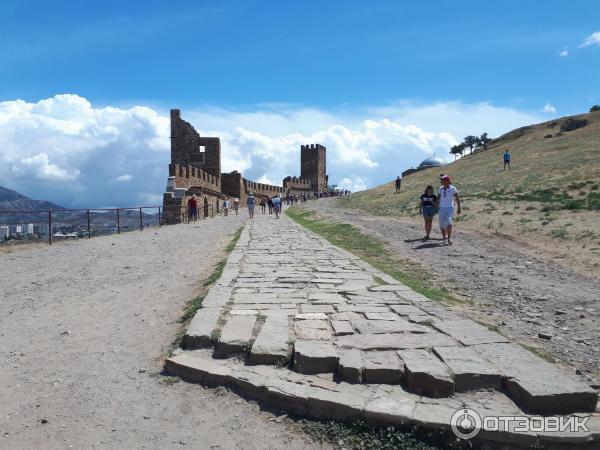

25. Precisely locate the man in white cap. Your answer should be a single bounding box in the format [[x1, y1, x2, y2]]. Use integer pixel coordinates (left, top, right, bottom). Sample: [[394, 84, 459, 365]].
[[437, 175, 461, 245], [246, 192, 256, 218]]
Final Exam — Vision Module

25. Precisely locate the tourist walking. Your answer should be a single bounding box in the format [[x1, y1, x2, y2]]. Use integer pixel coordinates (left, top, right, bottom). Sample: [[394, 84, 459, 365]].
[[272, 194, 282, 219], [233, 197, 240, 216], [503, 149, 511, 171], [247, 192, 256, 218], [267, 196, 274, 214], [223, 197, 230, 216], [436, 175, 461, 245], [259, 197, 267, 214], [187, 195, 198, 223], [395, 176, 402, 193], [419, 186, 437, 240]]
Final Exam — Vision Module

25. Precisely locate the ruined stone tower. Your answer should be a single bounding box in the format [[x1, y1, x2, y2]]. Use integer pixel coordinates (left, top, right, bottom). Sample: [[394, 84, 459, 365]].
[[170, 109, 221, 178], [300, 144, 328, 192]]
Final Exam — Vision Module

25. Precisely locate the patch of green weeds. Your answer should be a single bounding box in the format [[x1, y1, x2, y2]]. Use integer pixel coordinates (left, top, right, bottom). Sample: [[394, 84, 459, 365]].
[[550, 228, 568, 239], [286, 208, 463, 305], [299, 419, 469, 450], [520, 344, 556, 363]]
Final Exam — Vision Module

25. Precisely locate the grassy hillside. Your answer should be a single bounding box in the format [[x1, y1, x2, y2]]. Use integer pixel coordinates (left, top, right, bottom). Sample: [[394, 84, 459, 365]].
[[344, 109, 600, 275]]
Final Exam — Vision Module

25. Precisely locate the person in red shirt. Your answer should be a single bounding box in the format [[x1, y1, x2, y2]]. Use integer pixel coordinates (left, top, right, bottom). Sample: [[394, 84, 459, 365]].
[[187, 195, 198, 222]]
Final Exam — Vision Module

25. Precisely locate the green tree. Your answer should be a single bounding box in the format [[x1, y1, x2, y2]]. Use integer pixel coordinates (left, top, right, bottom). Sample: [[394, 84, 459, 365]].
[[449, 143, 465, 160], [591, 105, 600, 112], [463, 135, 480, 155], [479, 132, 492, 149]]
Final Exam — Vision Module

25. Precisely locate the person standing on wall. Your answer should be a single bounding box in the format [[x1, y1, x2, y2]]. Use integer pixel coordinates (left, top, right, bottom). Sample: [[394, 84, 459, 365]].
[[503, 149, 511, 171], [395, 176, 402, 193], [436, 175, 461, 245], [247, 192, 256, 219], [187, 195, 198, 223]]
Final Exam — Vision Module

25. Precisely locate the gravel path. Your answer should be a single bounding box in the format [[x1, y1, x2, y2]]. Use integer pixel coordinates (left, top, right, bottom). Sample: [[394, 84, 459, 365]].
[[0, 216, 327, 449], [302, 198, 600, 384]]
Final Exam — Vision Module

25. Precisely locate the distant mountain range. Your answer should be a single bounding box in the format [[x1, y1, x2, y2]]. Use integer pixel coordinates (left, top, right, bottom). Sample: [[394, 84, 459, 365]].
[[0, 185, 63, 212], [0, 186, 159, 230]]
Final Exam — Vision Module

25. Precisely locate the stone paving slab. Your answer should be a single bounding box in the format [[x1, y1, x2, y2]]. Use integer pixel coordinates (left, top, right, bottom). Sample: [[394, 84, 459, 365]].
[[352, 318, 430, 334], [399, 349, 455, 398], [215, 314, 256, 357], [433, 346, 502, 392], [248, 315, 290, 365], [338, 348, 363, 383], [473, 343, 598, 414], [184, 307, 222, 348], [331, 320, 354, 336], [293, 340, 338, 374], [169, 214, 600, 447], [432, 319, 509, 346], [363, 351, 404, 384]]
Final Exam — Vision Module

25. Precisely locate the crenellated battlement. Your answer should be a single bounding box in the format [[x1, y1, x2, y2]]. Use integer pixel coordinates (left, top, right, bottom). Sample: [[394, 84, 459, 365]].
[[300, 144, 326, 152], [282, 176, 312, 192], [169, 163, 221, 189], [243, 178, 283, 195]]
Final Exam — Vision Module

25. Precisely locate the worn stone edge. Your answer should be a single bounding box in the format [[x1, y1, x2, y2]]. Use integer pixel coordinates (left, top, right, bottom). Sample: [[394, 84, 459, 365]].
[[164, 354, 600, 448]]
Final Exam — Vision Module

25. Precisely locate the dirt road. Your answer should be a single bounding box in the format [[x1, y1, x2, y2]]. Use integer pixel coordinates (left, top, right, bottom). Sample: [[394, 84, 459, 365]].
[[302, 198, 600, 384], [0, 217, 327, 450]]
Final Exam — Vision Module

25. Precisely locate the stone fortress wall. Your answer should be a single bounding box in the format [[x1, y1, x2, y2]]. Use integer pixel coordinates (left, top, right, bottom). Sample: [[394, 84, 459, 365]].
[[163, 109, 328, 223], [282, 176, 312, 193]]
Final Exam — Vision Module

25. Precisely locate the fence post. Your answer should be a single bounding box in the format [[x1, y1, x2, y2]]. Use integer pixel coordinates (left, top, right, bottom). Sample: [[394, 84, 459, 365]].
[[139, 207, 143, 231], [158, 206, 161, 227], [117, 209, 121, 234], [87, 209, 91, 238], [48, 211, 52, 245]]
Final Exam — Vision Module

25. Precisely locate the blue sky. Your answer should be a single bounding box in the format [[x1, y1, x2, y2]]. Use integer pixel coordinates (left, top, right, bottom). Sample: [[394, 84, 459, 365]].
[[1, 0, 599, 206]]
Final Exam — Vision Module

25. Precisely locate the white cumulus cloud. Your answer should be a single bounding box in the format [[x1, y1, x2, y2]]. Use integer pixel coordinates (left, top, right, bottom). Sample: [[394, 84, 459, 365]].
[[543, 103, 557, 114], [338, 177, 368, 192], [0, 94, 543, 208], [559, 48, 569, 57], [578, 31, 600, 48]]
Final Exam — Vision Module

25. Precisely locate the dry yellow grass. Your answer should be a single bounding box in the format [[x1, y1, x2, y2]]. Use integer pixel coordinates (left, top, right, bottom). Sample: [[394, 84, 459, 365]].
[[346, 110, 600, 276]]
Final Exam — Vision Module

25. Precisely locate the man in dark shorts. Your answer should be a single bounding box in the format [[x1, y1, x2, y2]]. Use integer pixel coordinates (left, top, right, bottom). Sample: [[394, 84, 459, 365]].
[[187, 195, 198, 222], [503, 149, 511, 171]]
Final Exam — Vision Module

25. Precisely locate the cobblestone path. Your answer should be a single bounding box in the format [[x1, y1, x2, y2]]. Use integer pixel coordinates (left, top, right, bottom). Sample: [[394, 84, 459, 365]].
[[166, 213, 599, 448]]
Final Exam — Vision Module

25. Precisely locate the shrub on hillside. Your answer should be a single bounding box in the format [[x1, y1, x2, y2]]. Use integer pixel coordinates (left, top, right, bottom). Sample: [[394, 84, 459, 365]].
[[590, 105, 600, 112]]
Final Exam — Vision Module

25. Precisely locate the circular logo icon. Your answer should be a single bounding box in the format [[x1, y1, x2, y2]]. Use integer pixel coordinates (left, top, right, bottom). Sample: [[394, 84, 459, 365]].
[[450, 408, 482, 440]]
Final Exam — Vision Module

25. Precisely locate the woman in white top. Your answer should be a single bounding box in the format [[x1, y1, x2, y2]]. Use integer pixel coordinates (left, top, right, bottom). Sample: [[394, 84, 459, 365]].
[[436, 175, 461, 245]]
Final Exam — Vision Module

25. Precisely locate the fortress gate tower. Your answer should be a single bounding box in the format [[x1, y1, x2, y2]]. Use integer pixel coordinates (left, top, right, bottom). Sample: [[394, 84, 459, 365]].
[[300, 144, 328, 193]]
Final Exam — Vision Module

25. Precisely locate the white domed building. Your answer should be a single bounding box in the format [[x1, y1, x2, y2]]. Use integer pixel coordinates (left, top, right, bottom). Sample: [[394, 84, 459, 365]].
[[401, 155, 446, 178]]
